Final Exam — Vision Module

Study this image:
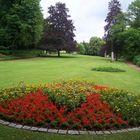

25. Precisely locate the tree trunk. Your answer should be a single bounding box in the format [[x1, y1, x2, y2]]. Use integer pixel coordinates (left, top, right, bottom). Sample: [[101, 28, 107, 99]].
[[115, 47, 118, 61], [104, 51, 107, 58], [115, 52, 118, 61], [58, 50, 60, 57], [111, 40, 115, 62], [111, 51, 115, 62]]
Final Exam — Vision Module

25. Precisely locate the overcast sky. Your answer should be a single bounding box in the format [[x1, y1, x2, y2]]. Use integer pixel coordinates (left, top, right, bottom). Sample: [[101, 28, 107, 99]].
[[40, 0, 134, 42]]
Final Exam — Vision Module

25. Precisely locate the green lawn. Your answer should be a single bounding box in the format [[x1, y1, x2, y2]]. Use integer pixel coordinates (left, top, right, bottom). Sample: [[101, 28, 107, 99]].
[[0, 54, 140, 140], [0, 54, 140, 93]]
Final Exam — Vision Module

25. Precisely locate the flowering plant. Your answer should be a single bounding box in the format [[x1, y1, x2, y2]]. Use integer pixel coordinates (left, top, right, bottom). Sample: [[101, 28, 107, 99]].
[[0, 91, 127, 130], [0, 81, 139, 129]]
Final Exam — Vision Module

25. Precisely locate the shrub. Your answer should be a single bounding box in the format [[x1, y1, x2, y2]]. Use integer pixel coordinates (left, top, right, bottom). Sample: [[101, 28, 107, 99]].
[[133, 55, 140, 67], [91, 67, 126, 72], [0, 50, 43, 59]]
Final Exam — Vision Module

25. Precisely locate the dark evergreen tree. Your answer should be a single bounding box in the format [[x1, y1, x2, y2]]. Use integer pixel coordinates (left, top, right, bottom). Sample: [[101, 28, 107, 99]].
[[42, 2, 76, 57], [104, 0, 122, 60]]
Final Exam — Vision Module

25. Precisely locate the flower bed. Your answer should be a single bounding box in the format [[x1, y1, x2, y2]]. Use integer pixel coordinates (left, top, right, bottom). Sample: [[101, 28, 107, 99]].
[[0, 81, 140, 130]]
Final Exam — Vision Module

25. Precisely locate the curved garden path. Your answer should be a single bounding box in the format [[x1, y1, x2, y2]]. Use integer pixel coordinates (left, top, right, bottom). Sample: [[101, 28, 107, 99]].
[[127, 62, 140, 72]]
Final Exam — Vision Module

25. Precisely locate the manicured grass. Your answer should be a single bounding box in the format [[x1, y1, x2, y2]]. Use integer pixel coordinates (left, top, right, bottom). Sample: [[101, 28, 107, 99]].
[[0, 54, 140, 140], [0, 54, 140, 94], [0, 124, 140, 140]]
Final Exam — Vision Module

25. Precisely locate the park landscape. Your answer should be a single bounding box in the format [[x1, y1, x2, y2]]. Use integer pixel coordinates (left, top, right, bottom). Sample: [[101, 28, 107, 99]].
[[0, 0, 140, 140]]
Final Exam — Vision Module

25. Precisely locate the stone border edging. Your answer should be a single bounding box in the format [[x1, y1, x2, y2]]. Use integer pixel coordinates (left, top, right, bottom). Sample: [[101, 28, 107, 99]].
[[0, 119, 140, 135]]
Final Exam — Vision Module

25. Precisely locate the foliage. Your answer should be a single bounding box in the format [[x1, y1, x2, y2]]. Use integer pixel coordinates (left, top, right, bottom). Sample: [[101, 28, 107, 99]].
[[133, 55, 140, 66], [103, 0, 140, 61], [118, 28, 140, 60], [109, 13, 126, 59], [104, 0, 122, 34], [41, 2, 76, 57], [77, 37, 105, 56], [0, 82, 42, 102], [100, 89, 140, 126], [66, 93, 127, 130], [0, 88, 128, 130], [0, 50, 43, 59], [82, 42, 90, 55], [76, 43, 85, 55], [89, 37, 105, 56], [0, 81, 140, 128], [0, 81, 95, 111], [43, 81, 95, 111], [127, 0, 140, 28], [104, 0, 122, 60], [91, 67, 126, 72], [0, 0, 43, 50]]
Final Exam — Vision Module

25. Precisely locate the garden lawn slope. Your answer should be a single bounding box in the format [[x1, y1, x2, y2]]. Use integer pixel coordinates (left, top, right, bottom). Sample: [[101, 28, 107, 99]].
[[0, 55, 140, 94]]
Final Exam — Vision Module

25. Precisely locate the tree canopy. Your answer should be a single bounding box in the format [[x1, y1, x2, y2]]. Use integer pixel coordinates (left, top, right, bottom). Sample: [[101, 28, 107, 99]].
[[127, 0, 140, 28], [103, 0, 140, 61], [104, 0, 122, 60], [42, 2, 76, 56], [0, 0, 43, 50], [77, 37, 104, 56]]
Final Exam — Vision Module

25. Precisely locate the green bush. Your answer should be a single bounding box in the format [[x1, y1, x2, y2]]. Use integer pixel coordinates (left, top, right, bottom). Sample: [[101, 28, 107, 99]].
[[91, 67, 126, 72], [133, 55, 140, 67], [0, 50, 43, 58]]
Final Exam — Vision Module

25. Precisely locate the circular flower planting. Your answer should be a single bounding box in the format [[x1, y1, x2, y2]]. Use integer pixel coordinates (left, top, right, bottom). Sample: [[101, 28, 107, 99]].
[[91, 67, 126, 72], [0, 81, 140, 130]]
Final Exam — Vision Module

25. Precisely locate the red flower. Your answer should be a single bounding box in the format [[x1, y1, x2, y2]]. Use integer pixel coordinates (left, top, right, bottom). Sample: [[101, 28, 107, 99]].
[[0, 90, 128, 129], [92, 85, 109, 90]]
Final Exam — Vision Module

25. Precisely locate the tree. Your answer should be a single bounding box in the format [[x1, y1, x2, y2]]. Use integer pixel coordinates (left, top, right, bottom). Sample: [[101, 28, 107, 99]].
[[110, 12, 126, 59], [104, 0, 122, 61], [77, 38, 105, 56], [77, 43, 85, 55], [76, 41, 89, 55], [42, 2, 76, 57], [118, 28, 140, 60], [127, 0, 140, 28], [82, 41, 90, 55], [0, 0, 43, 50], [89, 37, 105, 56]]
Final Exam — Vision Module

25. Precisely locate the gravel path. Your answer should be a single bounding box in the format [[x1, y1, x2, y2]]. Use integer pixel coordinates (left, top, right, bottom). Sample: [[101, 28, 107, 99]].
[[127, 62, 140, 72]]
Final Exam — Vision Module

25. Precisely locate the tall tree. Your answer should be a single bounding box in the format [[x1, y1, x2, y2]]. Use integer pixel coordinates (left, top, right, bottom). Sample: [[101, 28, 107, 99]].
[[42, 2, 76, 57], [110, 12, 126, 59], [118, 28, 140, 60], [104, 0, 122, 61], [89, 37, 105, 56], [77, 43, 85, 55], [0, 0, 43, 50], [127, 0, 140, 28]]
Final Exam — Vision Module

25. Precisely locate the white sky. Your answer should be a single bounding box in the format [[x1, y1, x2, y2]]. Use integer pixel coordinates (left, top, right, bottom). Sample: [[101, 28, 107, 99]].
[[40, 0, 134, 42]]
